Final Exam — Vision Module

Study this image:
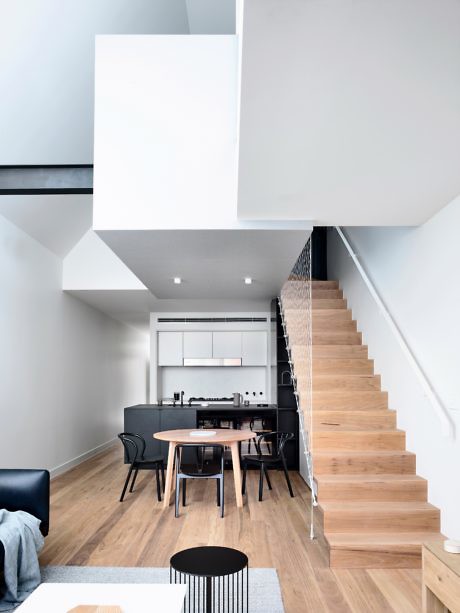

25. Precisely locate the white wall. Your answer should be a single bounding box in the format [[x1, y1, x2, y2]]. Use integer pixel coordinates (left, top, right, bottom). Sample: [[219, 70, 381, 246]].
[[161, 367, 266, 401], [328, 199, 460, 538], [93, 35, 238, 230], [0, 213, 148, 473], [238, 0, 460, 225], [0, 0, 189, 164]]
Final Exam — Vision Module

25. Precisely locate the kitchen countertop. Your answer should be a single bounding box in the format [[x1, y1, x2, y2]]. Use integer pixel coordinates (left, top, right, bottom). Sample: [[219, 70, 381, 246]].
[[125, 403, 284, 411]]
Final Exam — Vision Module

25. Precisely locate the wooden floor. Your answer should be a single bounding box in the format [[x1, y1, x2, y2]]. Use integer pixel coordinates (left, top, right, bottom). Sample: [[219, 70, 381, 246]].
[[40, 446, 423, 612]]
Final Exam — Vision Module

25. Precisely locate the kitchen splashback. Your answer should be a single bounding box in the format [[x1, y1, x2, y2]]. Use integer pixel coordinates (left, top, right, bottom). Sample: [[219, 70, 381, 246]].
[[160, 366, 267, 401]]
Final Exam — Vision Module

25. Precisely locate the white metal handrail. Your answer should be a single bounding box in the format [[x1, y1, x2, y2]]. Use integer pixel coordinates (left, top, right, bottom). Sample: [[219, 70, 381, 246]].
[[336, 226, 455, 439]]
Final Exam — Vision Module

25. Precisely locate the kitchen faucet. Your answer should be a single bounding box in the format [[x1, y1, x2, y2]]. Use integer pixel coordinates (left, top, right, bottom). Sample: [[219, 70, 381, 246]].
[[180, 390, 184, 407]]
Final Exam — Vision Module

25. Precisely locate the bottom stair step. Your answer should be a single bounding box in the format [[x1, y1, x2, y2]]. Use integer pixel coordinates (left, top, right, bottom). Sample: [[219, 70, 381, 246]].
[[326, 532, 443, 569], [320, 501, 440, 533]]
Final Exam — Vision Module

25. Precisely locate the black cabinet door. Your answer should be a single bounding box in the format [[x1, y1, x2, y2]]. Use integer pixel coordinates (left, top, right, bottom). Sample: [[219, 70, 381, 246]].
[[277, 409, 299, 469], [123, 408, 161, 462], [159, 409, 197, 463]]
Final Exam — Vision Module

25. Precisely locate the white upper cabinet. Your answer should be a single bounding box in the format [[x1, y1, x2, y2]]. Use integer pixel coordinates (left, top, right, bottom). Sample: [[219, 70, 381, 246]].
[[242, 331, 267, 366], [158, 332, 183, 366], [183, 331, 213, 358], [158, 329, 268, 365], [213, 331, 242, 358]]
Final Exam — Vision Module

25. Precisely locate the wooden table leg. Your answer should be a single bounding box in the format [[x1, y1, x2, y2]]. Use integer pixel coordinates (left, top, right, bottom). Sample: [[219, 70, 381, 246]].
[[163, 442, 176, 509], [422, 585, 449, 613], [230, 442, 243, 508]]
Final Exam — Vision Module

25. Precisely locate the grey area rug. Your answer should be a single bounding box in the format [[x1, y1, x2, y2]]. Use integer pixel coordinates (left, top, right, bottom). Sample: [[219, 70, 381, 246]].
[[38, 565, 285, 612]]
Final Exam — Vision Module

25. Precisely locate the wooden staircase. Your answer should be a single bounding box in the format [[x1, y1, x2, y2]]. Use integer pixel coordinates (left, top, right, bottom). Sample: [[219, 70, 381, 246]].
[[281, 279, 442, 569]]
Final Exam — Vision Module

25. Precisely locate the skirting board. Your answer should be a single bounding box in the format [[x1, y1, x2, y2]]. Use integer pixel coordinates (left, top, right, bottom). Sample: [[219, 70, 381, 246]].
[[50, 438, 117, 479]]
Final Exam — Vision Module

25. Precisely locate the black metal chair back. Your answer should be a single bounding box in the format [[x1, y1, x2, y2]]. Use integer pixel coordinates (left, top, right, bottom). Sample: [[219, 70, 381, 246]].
[[255, 431, 293, 458], [174, 444, 225, 518], [242, 431, 295, 501], [175, 443, 224, 477], [117, 432, 164, 503], [118, 432, 146, 463]]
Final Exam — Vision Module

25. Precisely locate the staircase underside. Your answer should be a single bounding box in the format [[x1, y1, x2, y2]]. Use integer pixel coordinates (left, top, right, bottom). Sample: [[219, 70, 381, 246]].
[[281, 279, 443, 569]]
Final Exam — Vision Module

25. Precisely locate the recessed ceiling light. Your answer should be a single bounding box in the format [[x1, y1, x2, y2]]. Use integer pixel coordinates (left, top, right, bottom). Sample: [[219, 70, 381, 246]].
[[244, 277, 252, 285], [173, 277, 182, 284]]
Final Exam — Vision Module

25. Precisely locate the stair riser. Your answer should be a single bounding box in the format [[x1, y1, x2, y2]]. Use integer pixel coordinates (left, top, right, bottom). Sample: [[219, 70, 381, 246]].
[[290, 344, 369, 360], [284, 298, 348, 310], [284, 280, 339, 289], [311, 375, 381, 391], [313, 431, 405, 451], [311, 392, 388, 411], [313, 411, 396, 430], [311, 290, 343, 299], [312, 332, 362, 345], [288, 319, 359, 331], [313, 299, 347, 310], [312, 346, 369, 359], [312, 310, 353, 321], [289, 335, 363, 346], [329, 547, 423, 569], [310, 281, 339, 289], [282, 288, 342, 300], [321, 509, 440, 533], [316, 479, 427, 502], [314, 453, 416, 475], [310, 359, 374, 375]]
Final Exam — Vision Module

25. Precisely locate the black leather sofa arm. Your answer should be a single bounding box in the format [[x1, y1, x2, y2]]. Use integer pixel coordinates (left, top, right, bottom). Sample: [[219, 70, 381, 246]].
[[0, 469, 50, 536], [0, 469, 50, 594]]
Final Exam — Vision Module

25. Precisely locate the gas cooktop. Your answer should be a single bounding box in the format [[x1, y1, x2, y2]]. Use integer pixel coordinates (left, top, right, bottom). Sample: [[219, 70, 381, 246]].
[[188, 397, 233, 402]]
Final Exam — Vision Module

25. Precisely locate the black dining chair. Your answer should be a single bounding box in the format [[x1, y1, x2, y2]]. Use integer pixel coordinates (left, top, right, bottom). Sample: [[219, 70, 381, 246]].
[[118, 433, 165, 502], [242, 431, 294, 501], [247, 416, 272, 454], [174, 444, 225, 518]]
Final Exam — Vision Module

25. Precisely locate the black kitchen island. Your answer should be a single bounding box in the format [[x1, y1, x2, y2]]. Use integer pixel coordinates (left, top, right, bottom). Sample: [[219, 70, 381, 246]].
[[124, 404, 299, 469]]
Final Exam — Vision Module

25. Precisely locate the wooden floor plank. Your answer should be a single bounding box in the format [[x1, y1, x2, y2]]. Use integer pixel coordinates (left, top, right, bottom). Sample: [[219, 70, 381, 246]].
[[40, 447, 423, 612]]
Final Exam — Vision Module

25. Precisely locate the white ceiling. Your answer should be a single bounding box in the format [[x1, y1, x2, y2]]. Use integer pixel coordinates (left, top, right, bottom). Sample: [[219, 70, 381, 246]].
[[66, 290, 272, 332], [97, 228, 310, 300], [237, 0, 460, 225], [66, 289, 152, 332], [0, 195, 92, 257]]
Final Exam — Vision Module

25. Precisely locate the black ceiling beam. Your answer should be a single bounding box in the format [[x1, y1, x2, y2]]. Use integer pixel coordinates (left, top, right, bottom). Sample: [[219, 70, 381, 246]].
[[0, 165, 93, 195]]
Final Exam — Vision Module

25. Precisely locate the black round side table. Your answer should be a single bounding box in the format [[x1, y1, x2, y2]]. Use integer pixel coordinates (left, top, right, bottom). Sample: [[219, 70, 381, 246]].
[[170, 546, 249, 613]]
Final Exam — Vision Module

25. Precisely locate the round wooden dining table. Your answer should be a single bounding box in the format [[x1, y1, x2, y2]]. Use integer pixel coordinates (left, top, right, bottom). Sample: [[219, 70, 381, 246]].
[[154, 429, 256, 509]]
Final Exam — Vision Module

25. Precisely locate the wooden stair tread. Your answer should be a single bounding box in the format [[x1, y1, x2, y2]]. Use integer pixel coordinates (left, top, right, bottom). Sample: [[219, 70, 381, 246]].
[[326, 532, 443, 547], [314, 450, 415, 458], [311, 390, 388, 411], [320, 501, 438, 512], [312, 299, 347, 309], [311, 345, 369, 358], [316, 474, 425, 483], [312, 332, 362, 344], [313, 411, 396, 430], [313, 428, 404, 434], [326, 532, 443, 568], [310, 280, 339, 288], [310, 374, 382, 391]]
